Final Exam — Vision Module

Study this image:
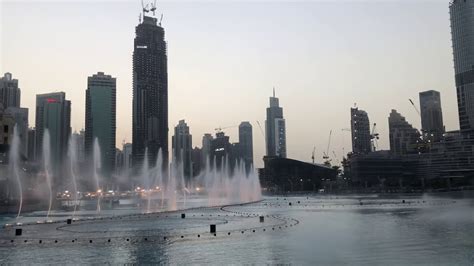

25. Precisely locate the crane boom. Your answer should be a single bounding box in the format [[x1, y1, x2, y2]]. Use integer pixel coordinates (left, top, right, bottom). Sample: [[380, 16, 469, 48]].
[[409, 99, 421, 117]]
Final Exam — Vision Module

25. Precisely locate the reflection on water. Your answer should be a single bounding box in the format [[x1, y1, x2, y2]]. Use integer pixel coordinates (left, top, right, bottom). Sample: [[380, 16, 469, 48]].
[[0, 192, 473, 264]]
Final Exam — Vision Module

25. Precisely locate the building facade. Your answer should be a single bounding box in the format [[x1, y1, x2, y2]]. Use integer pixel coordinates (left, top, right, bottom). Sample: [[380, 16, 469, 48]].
[[419, 90, 444, 141], [0, 110, 14, 146], [210, 132, 232, 170], [450, 0, 474, 132], [123, 143, 133, 173], [27, 128, 36, 161], [72, 129, 85, 165], [0, 73, 20, 109], [388, 109, 420, 155], [172, 120, 192, 181], [202, 133, 213, 163], [132, 14, 168, 169], [238, 121, 253, 167], [85, 72, 116, 177], [35, 92, 71, 184], [265, 90, 286, 158], [191, 146, 202, 176], [350, 107, 371, 154]]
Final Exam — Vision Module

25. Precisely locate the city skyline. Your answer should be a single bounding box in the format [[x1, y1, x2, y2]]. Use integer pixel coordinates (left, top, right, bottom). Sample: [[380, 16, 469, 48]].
[[1, 1, 458, 167]]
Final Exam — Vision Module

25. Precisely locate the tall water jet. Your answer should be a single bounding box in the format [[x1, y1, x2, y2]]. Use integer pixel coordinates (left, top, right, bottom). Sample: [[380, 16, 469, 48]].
[[42, 130, 53, 218], [155, 148, 164, 209], [93, 138, 102, 214], [9, 125, 22, 219], [167, 150, 177, 211], [142, 148, 151, 213], [68, 134, 79, 217]]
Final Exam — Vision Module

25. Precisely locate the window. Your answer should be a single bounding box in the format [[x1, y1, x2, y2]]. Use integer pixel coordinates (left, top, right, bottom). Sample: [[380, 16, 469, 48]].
[[3, 125, 8, 133]]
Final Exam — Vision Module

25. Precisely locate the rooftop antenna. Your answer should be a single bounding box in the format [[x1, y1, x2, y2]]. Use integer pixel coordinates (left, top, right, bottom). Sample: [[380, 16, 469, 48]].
[[273, 87, 275, 97], [150, 0, 157, 16], [159, 13, 163, 26], [139, 13, 142, 23]]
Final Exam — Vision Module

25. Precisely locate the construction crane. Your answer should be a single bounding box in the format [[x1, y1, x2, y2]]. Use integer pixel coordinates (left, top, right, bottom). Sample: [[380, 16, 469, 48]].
[[214, 125, 237, 133], [341, 128, 351, 158], [370, 123, 379, 152], [141, 0, 150, 13], [409, 99, 421, 117], [323, 130, 332, 163], [150, 0, 157, 16], [311, 146, 316, 164], [409, 99, 431, 152]]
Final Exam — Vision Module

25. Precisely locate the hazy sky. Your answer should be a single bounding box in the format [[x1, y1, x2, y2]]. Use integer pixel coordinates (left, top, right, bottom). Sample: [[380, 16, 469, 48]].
[[1, 0, 457, 167]]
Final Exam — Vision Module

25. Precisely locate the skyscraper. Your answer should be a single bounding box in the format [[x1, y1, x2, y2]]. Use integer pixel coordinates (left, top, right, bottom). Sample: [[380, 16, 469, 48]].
[[72, 129, 85, 164], [265, 89, 286, 158], [388, 109, 420, 155], [202, 133, 213, 162], [238, 121, 253, 167], [419, 90, 444, 141], [35, 92, 71, 187], [123, 143, 133, 172], [27, 128, 36, 161], [350, 107, 371, 154], [0, 73, 20, 109], [450, 0, 474, 132], [132, 13, 168, 168], [210, 131, 232, 169], [172, 120, 192, 181], [85, 72, 116, 177]]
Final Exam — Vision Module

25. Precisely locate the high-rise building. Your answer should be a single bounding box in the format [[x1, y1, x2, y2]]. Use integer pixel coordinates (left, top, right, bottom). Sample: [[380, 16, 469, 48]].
[[27, 128, 36, 161], [172, 120, 192, 181], [238, 121, 253, 167], [35, 92, 71, 181], [191, 146, 202, 176], [388, 109, 420, 155], [350, 107, 371, 154], [72, 129, 85, 164], [85, 72, 116, 177], [115, 148, 123, 176], [450, 0, 474, 132], [0, 110, 14, 145], [210, 131, 232, 169], [265, 89, 286, 158], [132, 13, 168, 169], [419, 90, 444, 141], [0, 73, 20, 109], [123, 143, 133, 172], [202, 133, 213, 162]]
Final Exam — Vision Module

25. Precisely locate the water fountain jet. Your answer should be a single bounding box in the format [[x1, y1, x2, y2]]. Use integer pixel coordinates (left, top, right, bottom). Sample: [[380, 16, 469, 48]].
[[9, 125, 22, 219]]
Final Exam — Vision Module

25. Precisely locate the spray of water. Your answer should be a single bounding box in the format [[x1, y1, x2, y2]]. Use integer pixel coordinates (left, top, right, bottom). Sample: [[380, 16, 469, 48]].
[[42, 130, 53, 218], [142, 148, 151, 213], [93, 138, 102, 214], [68, 134, 79, 217], [156, 149, 164, 209], [9, 125, 22, 219]]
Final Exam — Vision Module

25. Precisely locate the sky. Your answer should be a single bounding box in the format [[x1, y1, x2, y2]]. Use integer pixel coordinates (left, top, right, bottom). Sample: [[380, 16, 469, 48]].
[[0, 0, 458, 168]]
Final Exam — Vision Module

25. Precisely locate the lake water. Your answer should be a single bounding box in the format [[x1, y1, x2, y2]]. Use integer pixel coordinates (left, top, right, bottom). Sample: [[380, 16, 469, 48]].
[[0, 192, 473, 265]]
